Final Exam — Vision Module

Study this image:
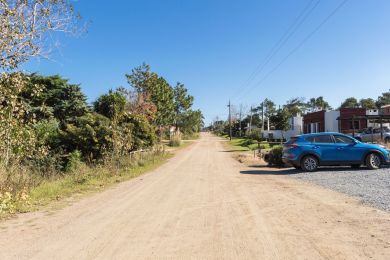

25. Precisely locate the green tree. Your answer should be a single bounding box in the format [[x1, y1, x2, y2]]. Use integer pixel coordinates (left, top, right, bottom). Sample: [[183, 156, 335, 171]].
[[22, 74, 88, 123], [376, 91, 390, 108], [270, 108, 290, 131], [94, 90, 126, 124], [359, 98, 376, 109], [59, 113, 113, 161], [179, 110, 204, 135], [174, 82, 193, 115], [173, 82, 194, 130], [126, 64, 175, 137], [284, 97, 306, 116], [307, 96, 332, 111], [269, 108, 290, 139], [340, 97, 359, 108], [264, 99, 276, 117], [121, 114, 157, 150]]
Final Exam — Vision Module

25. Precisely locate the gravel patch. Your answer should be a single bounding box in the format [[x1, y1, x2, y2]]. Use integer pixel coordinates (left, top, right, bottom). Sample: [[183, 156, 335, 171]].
[[290, 166, 390, 211]]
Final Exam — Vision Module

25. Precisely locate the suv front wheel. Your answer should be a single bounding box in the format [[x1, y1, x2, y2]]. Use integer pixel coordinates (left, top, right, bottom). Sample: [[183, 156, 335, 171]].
[[366, 153, 382, 170], [301, 155, 319, 172]]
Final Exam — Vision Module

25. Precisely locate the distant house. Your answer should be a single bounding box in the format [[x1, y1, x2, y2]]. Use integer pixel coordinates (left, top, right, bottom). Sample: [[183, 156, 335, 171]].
[[262, 115, 303, 140], [382, 104, 390, 115], [303, 108, 367, 134], [338, 108, 367, 133], [303, 110, 325, 133]]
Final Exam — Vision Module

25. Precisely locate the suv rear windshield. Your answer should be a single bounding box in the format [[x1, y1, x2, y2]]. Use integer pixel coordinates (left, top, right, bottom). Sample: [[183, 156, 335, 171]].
[[285, 137, 298, 144]]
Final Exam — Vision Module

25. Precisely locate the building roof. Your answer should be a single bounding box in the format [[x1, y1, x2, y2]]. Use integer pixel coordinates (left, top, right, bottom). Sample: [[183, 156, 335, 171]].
[[382, 104, 390, 108]]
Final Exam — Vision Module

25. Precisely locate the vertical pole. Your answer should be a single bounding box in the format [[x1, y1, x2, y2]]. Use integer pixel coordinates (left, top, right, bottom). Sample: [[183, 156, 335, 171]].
[[249, 106, 253, 135], [380, 117, 383, 140], [239, 104, 242, 137], [261, 101, 265, 132], [228, 100, 232, 141]]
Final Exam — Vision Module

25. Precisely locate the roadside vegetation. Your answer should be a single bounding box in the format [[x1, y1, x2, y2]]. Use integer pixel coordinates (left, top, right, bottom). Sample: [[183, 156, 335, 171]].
[[0, 2, 203, 217]]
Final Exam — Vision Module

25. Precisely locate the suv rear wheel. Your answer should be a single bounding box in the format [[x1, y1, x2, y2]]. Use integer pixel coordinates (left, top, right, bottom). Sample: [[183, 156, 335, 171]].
[[301, 155, 318, 172], [365, 153, 382, 170]]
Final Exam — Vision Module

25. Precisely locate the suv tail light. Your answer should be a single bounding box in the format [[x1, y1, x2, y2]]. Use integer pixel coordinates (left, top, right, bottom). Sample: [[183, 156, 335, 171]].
[[285, 144, 300, 149]]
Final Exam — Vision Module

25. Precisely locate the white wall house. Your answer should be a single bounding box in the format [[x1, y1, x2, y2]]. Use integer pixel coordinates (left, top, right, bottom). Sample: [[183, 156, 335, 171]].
[[366, 109, 379, 116], [366, 108, 390, 128], [262, 116, 303, 140], [324, 111, 340, 132]]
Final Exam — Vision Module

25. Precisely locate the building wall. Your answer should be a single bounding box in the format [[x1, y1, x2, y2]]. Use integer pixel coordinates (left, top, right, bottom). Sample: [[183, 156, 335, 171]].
[[263, 116, 303, 140], [303, 110, 325, 133], [366, 109, 379, 115], [324, 111, 340, 132], [382, 106, 390, 115], [339, 108, 367, 133], [262, 130, 298, 140]]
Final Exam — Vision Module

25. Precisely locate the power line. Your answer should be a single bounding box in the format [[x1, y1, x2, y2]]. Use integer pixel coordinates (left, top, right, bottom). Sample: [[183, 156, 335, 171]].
[[237, 0, 349, 100], [231, 0, 320, 102]]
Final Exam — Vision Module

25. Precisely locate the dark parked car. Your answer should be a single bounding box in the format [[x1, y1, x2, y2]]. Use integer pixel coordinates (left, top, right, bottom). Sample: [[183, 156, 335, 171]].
[[282, 132, 390, 171]]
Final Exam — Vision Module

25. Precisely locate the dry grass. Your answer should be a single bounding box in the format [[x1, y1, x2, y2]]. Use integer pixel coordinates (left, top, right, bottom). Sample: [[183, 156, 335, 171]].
[[0, 150, 171, 218]]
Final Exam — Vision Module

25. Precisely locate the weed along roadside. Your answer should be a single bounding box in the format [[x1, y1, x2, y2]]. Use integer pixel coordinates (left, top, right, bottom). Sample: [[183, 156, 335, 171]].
[[0, 141, 194, 219]]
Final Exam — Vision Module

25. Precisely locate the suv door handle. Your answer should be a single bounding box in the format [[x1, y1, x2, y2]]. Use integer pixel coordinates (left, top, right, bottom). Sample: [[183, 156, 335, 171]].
[[312, 146, 319, 149], [337, 147, 344, 150]]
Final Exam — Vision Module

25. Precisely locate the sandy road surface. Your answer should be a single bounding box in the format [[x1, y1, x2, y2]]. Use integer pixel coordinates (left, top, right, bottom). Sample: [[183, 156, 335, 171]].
[[1, 133, 390, 259]]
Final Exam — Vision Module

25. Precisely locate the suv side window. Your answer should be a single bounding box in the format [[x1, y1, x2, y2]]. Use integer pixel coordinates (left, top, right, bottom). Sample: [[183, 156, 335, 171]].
[[313, 135, 333, 143], [334, 135, 355, 144], [304, 136, 315, 142], [305, 135, 333, 143]]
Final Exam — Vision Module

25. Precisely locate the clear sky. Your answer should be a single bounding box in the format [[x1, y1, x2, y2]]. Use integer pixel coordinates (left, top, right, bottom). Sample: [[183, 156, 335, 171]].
[[23, 0, 390, 125]]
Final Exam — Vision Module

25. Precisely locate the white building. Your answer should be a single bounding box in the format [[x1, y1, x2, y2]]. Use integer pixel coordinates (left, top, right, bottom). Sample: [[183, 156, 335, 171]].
[[262, 116, 303, 140], [366, 109, 380, 116], [324, 111, 340, 132]]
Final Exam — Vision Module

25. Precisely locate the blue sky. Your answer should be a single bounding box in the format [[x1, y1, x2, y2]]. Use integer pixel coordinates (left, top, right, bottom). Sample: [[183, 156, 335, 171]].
[[23, 0, 390, 125]]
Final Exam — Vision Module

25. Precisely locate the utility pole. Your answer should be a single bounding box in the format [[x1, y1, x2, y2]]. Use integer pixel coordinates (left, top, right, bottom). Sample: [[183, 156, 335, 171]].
[[228, 100, 232, 140], [249, 106, 253, 135], [261, 101, 265, 132], [239, 104, 242, 137]]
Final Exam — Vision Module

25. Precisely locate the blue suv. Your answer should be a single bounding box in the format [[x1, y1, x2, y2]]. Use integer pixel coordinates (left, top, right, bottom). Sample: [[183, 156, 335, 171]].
[[282, 132, 390, 171]]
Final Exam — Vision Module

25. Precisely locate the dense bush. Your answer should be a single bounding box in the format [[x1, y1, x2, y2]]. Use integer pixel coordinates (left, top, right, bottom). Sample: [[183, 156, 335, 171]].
[[264, 145, 284, 166], [59, 113, 113, 162], [258, 143, 270, 150], [169, 134, 182, 147]]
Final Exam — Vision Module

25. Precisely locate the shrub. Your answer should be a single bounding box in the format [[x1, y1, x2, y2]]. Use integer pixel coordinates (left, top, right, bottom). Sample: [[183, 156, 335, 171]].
[[247, 129, 262, 141], [66, 150, 82, 172], [265, 145, 284, 166], [259, 143, 270, 149], [169, 134, 182, 147]]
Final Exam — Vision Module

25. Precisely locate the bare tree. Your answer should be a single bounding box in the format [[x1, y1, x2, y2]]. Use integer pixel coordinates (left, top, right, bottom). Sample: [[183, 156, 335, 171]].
[[0, 0, 82, 70]]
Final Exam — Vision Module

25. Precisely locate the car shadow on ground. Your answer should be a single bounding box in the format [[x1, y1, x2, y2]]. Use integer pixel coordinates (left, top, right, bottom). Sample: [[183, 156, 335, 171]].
[[240, 167, 298, 175], [240, 165, 390, 175], [219, 150, 249, 153]]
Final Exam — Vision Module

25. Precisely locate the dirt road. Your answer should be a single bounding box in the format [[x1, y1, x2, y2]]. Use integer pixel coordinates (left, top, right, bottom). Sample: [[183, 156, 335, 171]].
[[1, 133, 390, 259]]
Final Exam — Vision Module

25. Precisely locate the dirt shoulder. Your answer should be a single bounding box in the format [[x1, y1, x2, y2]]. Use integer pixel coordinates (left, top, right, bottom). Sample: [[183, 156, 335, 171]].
[[0, 133, 389, 259]]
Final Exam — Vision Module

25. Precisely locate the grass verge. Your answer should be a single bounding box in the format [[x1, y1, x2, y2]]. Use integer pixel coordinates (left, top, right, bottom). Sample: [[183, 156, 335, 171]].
[[226, 138, 260, 151], [1, 151, 173, 219]]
